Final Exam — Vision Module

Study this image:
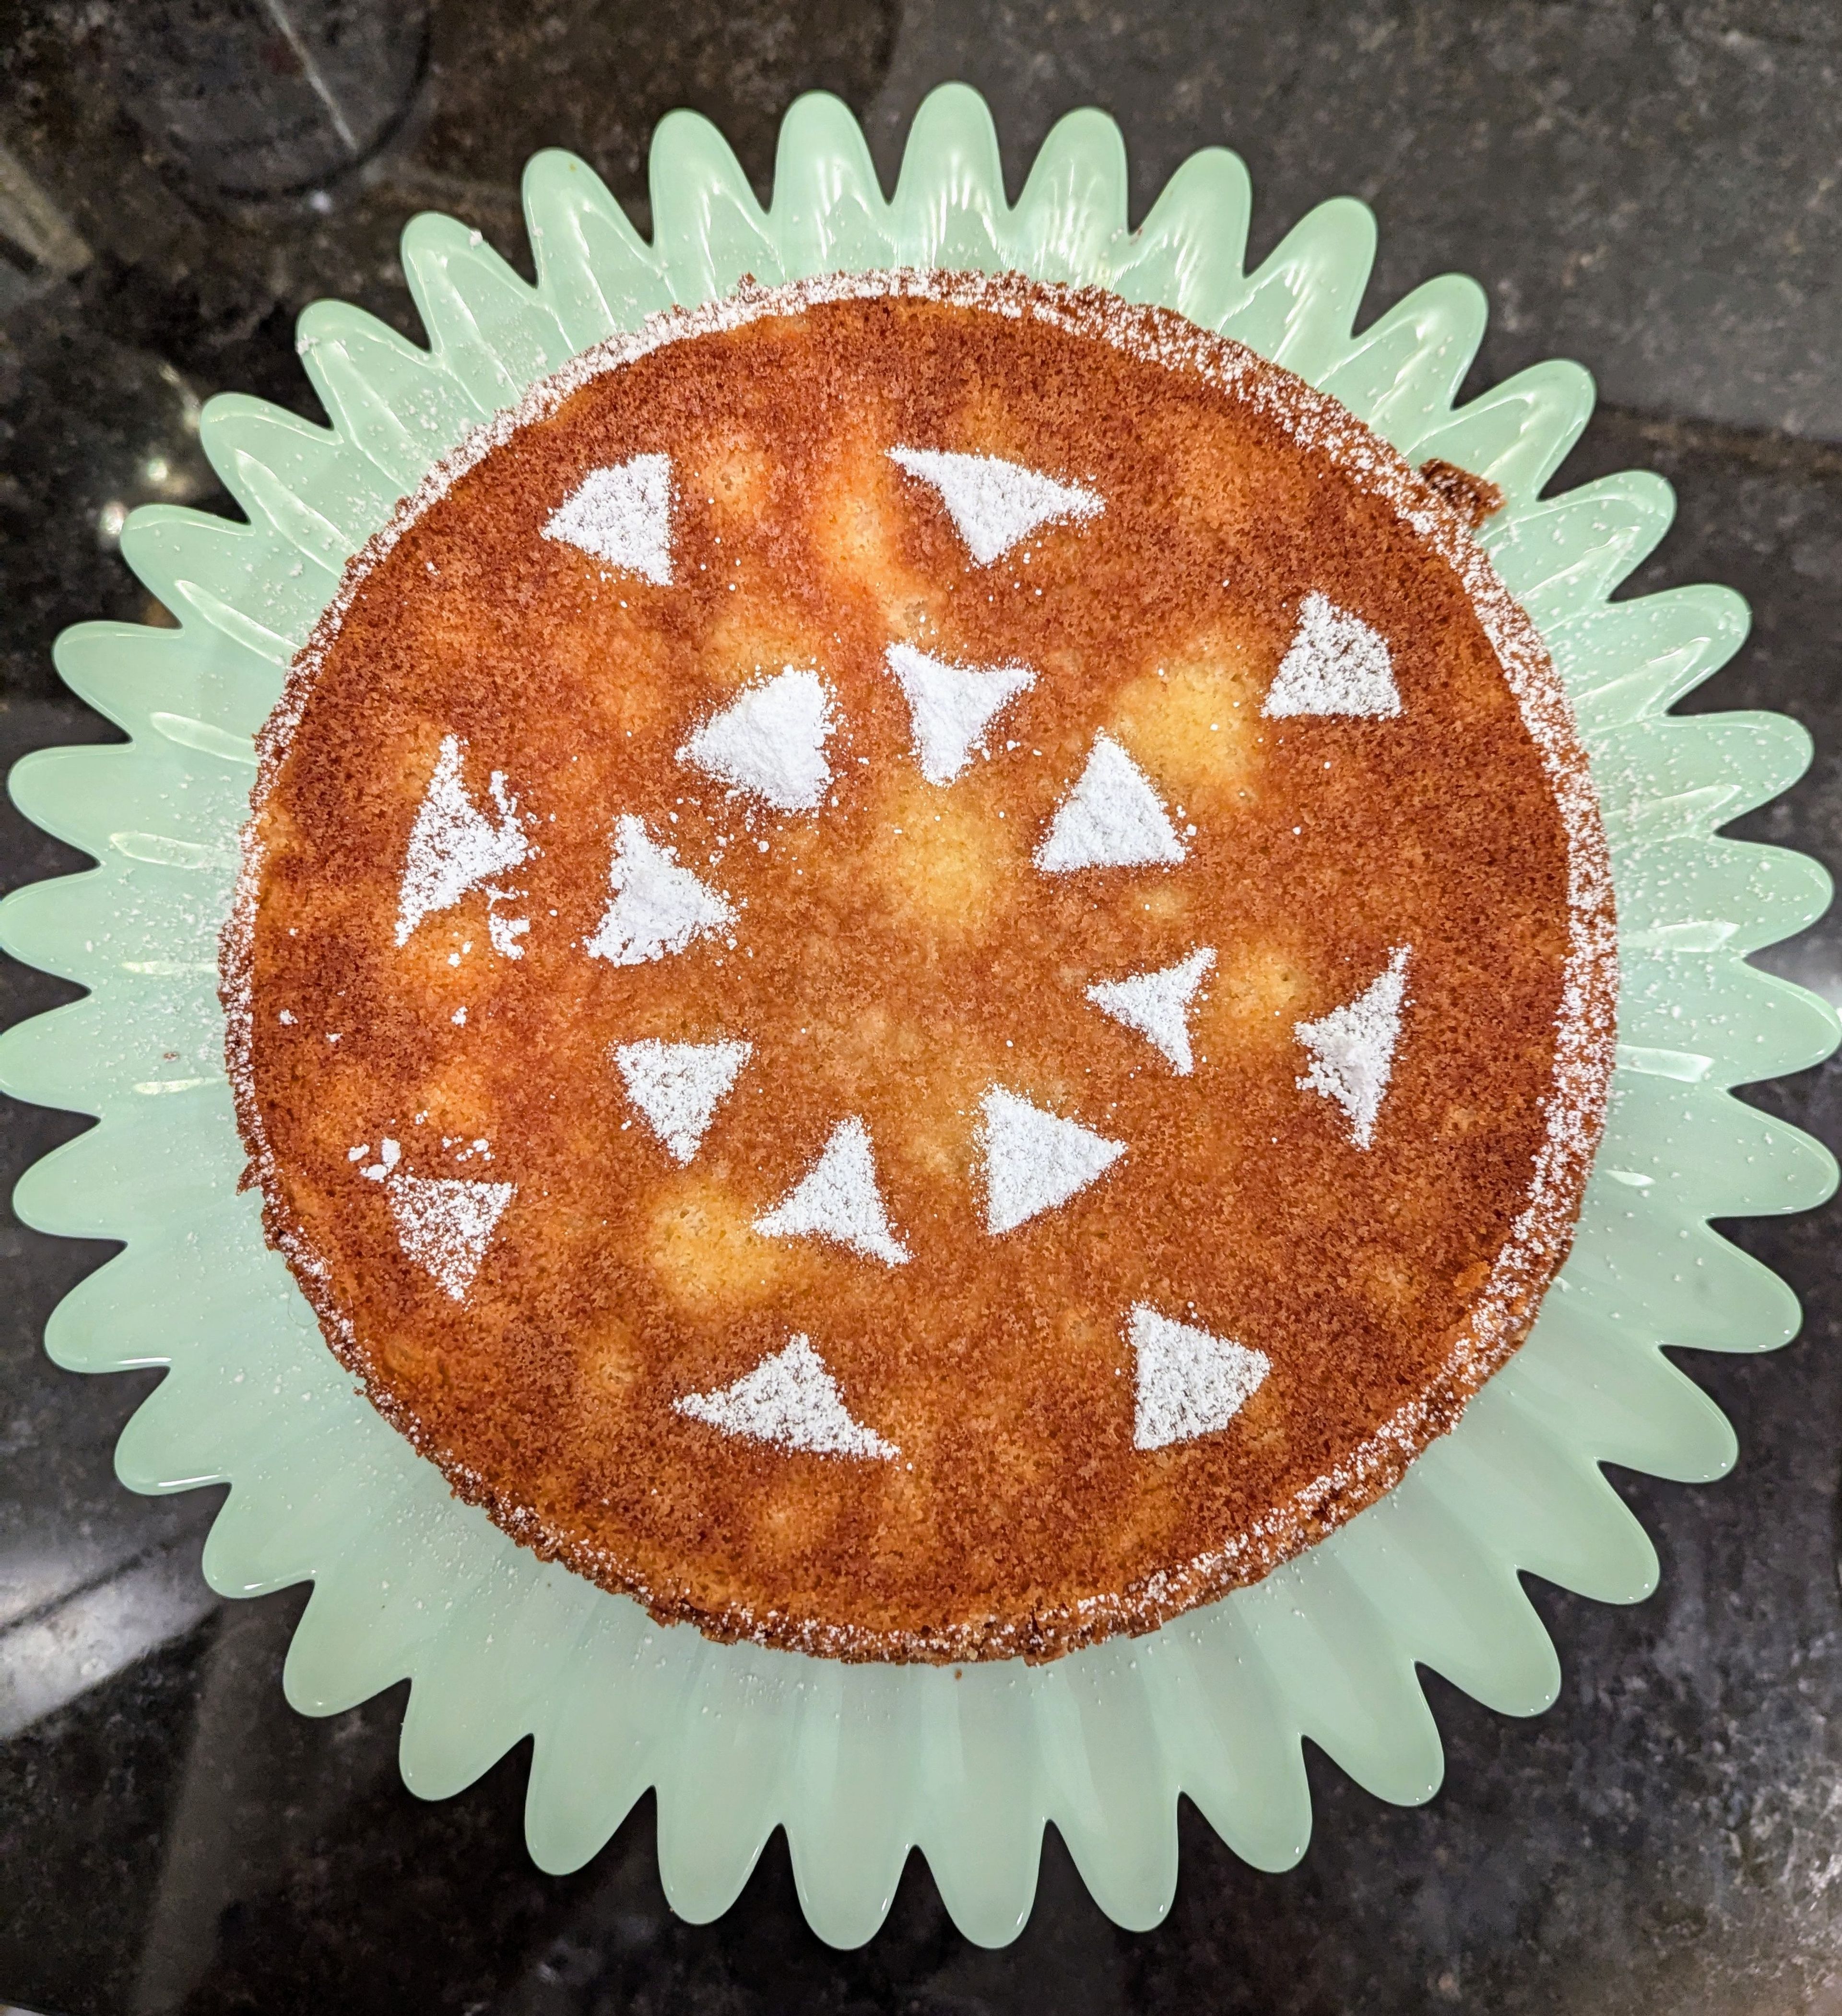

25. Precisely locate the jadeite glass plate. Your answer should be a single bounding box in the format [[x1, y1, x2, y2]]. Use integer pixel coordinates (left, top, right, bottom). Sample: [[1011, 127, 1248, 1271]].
[[3, 84, 1837, 1949]]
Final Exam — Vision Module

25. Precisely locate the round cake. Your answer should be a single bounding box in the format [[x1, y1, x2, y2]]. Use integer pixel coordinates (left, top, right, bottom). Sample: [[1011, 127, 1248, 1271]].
[[223, 271, 1617, 1662]]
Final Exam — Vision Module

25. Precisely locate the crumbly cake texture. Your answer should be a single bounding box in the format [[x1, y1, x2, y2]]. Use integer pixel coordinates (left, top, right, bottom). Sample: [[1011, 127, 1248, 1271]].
[[223, 270, 1617, 1664]]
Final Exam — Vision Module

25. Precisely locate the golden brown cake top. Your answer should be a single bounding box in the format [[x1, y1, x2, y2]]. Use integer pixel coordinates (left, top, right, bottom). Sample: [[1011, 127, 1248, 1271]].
[[224, 272, 1616, 1662]]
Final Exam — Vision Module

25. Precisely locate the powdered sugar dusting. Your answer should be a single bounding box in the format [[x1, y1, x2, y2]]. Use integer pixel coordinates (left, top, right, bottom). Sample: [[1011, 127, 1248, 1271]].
[[1130, 1304, 1271, 1451], [614, 1037, 750, 1163], [1263, 591, 1401, 719], [487, 911, 529, 959], [754, 1116, 910, 1265], [679, 666, 835, 811], [675, 1333, 897, 1459], [1086, 947, 1215, 1074], [1035, 731, 1186, 873], [887, 445, 1102, 566], [586, 814, 734, 966], [979, 1087, 1126, 1235], [387, 1172, 515, 1301], [542, 453, 673, 583], [395, 735, 529, 946], [884, 640, 1035, 785], [1296, 946, 1411, 1150]]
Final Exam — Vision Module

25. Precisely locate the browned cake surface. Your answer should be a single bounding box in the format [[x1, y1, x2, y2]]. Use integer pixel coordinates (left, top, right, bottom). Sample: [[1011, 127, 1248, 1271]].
[[224, 273, 1616, 1661]]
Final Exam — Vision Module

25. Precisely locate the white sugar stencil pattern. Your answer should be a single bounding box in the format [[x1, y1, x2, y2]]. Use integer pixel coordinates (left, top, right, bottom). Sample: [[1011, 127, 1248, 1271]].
[[0, 83, 1836, 1949]]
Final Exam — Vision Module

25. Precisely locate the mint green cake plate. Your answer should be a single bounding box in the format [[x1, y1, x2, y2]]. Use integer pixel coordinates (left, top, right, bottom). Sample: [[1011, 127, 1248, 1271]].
[[2, 84, 1836, 1949]]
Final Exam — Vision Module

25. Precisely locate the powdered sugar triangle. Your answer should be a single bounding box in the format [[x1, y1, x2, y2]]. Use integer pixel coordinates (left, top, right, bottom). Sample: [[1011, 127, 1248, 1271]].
[[1263, 592, 1400, 719], [1296, 945, 1411, 1149], [679, 667, 835, 811], [542, 453, 673, 584], [754, 1116, 909, 1266], [395, 735, 529, 945], [1129, 1304, 1271, 1451], [1086, 947, 1216, 1075], [586, 815, 734, 966], [614, 1038, 750, 1163], [389, 1173, 515, 1301], [884, 641, 1036, 785], [888, 446, 1103, 566], [675, 1333, 897, 1459], [1035, 732, 1186, 872], [979, 1087, 1126, 1235]]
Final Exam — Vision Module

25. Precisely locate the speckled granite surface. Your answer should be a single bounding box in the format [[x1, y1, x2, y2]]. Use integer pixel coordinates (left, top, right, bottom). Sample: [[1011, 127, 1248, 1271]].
[[2, 5, 1841, 2012]]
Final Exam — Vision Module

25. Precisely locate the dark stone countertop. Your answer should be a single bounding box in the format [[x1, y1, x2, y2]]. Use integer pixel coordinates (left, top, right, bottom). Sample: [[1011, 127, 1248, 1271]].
[[3, 5, 1842, 2012]]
